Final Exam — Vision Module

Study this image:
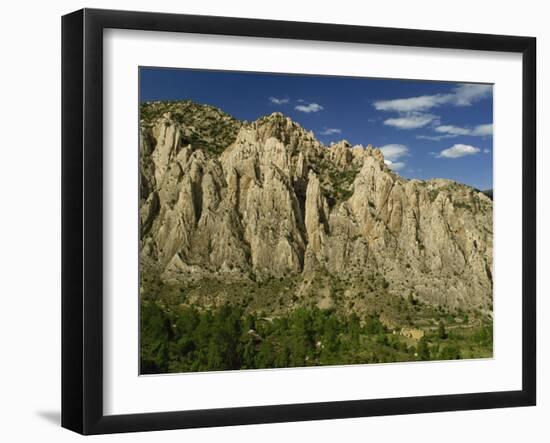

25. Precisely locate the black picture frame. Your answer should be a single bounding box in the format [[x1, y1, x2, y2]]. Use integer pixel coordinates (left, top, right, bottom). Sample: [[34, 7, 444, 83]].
[[62, 8, 536, 435]]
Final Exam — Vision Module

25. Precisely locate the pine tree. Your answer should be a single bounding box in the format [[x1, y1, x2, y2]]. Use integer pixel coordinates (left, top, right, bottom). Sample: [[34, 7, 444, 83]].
[[438, 320, 447, 339], [417, 337, 430, 361]]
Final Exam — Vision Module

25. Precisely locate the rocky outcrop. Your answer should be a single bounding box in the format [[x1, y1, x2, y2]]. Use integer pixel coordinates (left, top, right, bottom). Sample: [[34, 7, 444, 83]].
[[139, 101, 493, 313]]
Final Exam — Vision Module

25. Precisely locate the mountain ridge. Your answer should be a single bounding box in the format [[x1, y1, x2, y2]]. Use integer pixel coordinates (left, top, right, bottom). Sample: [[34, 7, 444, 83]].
[[139, 101, 493, 318]]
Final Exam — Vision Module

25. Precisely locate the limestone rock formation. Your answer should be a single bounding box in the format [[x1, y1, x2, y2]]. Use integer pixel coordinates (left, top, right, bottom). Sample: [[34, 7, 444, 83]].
[[139, 100, 493, 315]]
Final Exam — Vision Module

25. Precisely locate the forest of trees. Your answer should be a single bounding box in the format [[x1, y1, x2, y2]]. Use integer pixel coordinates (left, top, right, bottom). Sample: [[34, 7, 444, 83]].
[[140, 301, 493, 374]]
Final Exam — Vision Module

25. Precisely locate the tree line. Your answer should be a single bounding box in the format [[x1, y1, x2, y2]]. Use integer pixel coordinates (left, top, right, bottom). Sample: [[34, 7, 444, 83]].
[[141, 302, 423, 374]]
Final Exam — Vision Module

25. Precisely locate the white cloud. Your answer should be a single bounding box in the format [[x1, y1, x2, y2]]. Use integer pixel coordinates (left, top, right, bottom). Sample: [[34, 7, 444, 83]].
[[374, 95, 449, 112], [384, 160, 406, 171], [483, 148, 491, 154], [471, 124, 493, 136], [320, 128, 342, 135], [435, 125, 471, 136], [383, 112, 438, 129], [437, 144, 481, 159], [379, 144, 410, 161], [380, 144, 409, 171], [451, 84, 493, 106], [373, 84, 492, 113], [435, 123, 493, 137], [374, 85, 492, 137], [269, 96, 289, 105], [295, 102, 324, 113], [416, 123, 493, 141], [416, 134, 458, 141]]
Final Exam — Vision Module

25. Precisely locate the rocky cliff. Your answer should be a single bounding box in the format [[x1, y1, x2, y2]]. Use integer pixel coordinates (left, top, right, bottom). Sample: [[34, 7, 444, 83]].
[[139, 101, 493, 315]]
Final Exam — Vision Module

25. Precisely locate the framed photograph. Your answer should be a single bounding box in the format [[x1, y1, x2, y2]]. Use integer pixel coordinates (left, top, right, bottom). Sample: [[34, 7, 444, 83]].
[[62, 8, 536, 435]]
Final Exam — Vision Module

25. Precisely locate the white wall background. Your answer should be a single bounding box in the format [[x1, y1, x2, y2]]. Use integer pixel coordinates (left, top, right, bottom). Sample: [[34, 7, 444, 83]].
[[0, 0, 546, 441]]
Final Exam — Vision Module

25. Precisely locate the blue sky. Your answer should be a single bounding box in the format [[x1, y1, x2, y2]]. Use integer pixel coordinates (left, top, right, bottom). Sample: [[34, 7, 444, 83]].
[[140, 67, 493, 190]]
